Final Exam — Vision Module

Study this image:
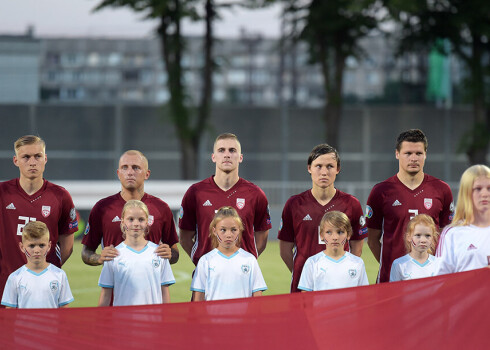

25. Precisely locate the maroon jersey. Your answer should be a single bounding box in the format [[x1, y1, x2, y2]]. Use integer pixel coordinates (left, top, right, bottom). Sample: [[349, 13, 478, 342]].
[[366, 174, 453, 283], [0, 179, 77, 296], [278, 189, 367, 292], [82, 193, 178, 251], [179, 176, 271, 265]]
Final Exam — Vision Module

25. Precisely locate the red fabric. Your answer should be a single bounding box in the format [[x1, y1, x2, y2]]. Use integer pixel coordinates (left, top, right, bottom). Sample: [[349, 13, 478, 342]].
[[1, 268, 488, 349]]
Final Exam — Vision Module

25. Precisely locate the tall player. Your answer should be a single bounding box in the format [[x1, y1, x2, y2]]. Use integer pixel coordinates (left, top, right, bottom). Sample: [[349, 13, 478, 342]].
[[81, 150, 179, 266], [179, 133, 271, 266], [0, 135, 77, 297], [366, 129, 453, 283], [278, 144, 367, 293]]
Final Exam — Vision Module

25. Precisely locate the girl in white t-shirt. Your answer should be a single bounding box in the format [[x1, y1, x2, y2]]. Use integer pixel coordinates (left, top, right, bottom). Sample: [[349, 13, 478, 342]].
[[98, 200, 174, 306], [390, 214, 439, 282], [191, 206, 267, 301], [436, 165, 490, 274]]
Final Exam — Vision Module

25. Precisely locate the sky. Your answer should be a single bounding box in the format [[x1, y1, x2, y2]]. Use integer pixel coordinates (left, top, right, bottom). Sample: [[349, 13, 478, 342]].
[[0, 0, 282, 39]]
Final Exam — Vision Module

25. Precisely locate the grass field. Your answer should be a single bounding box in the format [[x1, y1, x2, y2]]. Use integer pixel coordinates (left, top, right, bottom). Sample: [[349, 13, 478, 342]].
[[63, 239, 379, 307]]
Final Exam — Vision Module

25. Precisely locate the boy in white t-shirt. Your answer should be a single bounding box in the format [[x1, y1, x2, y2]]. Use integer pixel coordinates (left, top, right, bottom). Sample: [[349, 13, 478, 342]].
[[1, 221, 74, 308], [98, 200, 175, 306], [298, 211, 368, 291]]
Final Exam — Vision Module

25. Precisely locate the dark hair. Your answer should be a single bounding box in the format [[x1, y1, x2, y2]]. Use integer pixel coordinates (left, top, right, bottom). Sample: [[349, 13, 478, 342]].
[[307, 144, 341, 169], [396, 129, 428, 151]]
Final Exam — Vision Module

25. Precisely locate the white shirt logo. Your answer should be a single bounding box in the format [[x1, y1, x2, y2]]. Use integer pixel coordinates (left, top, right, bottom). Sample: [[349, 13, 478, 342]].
[[303, 214, 312, 221], [6, 203, 16, 210], [392, 200, 402, 206], [203, 200, 212, 207], [112, 216, 121, 222]]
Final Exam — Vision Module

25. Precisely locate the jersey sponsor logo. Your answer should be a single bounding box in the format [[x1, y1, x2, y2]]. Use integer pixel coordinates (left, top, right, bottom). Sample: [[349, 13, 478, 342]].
[[152, 257, 161, 268], [349, 269, 357, 278], [179, 206, 184, 219], [359, 215, 366, 227], [467, 244, 477, 250], [303, 214, 312, 221], [236, 198, 245, 210], [112, 216, 121, 222], [148, 215, 154, 226], [279, 219, 283, 231], [50, 281, 59, 292], [241, 264, 250, 274], [203, 200, 212, 207], [365, 205, 373, 219], [69, 208, 76, 221], [69, 221, 78, 229], [6, 203, 16, 210], [392, 200, 402, 207], [42, 206, 51, 218], [84, 223, 90, 235], [359, 227, 368, 236], [424, 198, 433, 210]]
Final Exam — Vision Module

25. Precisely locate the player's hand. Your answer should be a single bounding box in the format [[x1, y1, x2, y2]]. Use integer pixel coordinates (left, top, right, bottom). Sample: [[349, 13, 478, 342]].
[[98, 245, 119, 264], [156, 243, 171, 260]]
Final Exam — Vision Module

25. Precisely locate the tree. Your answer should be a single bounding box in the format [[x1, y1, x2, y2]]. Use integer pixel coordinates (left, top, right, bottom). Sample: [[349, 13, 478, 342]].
[[94, 0, 211, 179], [278, 0, 381, 148], [385, 0, 490, 164]]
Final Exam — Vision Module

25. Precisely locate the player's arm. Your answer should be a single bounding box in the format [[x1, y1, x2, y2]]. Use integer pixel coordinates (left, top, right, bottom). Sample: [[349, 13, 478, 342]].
[[279, 240, 295, 272], [252, 291, 263, 297], [161, 285, 170, 303], [60, 304, 70, 308], [98, 287, 113, 307], [192, 291, 205, 302], [155, 243, 180, 264], [349, 239, 364, 257], [81, 244, 119, 266], [179, 229, 195, 258], [255, 230, 269, 256], [58, 234, 74, 265], [367, 228, 382, 263]]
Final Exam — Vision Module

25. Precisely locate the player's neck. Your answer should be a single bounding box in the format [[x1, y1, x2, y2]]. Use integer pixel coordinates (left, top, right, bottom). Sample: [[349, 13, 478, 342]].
[[19, 176, 44, 196], [409, 250, 429, 264], [324, 248, 345, 260], [25, 260, 49, 273], [120, 187, 145, 201], [311, 186, 336, 206], [217, 245, 239, 257], [397, 171, 425, 190], [213, 171, 239, 191], [472, 209, 490, 227], [125, 236, 148, 251]]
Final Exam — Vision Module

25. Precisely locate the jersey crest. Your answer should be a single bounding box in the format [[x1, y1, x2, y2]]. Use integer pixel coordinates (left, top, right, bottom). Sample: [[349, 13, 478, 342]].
[[236, 198, 245, 210], [42, 205, 51, 218], [241, 264, 250, 274], [424, 198, 433, 210], [50, 280, 59, 292], [349, 269, 357, 278]]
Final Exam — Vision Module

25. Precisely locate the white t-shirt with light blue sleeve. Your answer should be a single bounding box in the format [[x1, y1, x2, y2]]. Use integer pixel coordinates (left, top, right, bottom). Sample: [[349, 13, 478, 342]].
[[1, 264, 74, 308], [191, 248, 267, 301], [298, 251, 369, 291], [390, 254, 439, 282], [98, 241, 175, 306]]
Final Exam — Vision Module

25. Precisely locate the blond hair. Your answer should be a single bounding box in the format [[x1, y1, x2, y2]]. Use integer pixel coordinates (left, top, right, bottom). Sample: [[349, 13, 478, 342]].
[[208, 206, 244, 248], [452, 164, 490, 226], [14, 135, 45, 155], [120, 150, 149, 170], [121, 200, 150, 238], [404, 214, 438, 254], [213, 133, 241, 154], [319, 211, 353, 239], [22, 221, 49, 242]]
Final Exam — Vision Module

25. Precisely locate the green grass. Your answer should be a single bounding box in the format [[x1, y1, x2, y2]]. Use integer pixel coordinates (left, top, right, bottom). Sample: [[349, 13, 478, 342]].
[[63, 239, 379, 307]]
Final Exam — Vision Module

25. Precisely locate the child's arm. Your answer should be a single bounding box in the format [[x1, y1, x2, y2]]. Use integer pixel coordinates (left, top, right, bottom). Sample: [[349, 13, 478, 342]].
[[192, 291, 205, 301], [161, 285, 170, 303], [98, 287, 113, 307], [60, 304, 70, 308], [252, 291, 263, 297]]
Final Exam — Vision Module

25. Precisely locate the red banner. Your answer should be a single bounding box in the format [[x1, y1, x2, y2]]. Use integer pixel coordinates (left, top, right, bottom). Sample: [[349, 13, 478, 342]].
[[1, 268, 488, 349]]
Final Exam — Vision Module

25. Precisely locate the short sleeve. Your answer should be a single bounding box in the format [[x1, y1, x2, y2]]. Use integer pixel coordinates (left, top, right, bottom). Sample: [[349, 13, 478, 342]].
[[98, 260, 115, 288], [1, 274, 18, 307], [297, 258, 314, 291], [179, 186, 197, 231], [160, 258, 176, 286], [389, 260, 402, 282], [59, 188, 77, 237], [190, 257, 207, 293], [366, 184, 384, 230], [251, 258, 267, 293], [358, 262, 369, 286], [81, 201, 104, 251], [278, 198, 295, 242], [349, 198, 367, 241], [439, 184, 454, 228], [253, 187, 272, 232], [59, 271, 74, 306], [159, 204, 179, 247]]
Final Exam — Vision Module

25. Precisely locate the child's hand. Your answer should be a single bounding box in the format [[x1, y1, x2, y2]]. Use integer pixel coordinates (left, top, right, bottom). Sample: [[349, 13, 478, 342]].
[[155, 243, 171, 260], [98, 245, 119, 264]]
